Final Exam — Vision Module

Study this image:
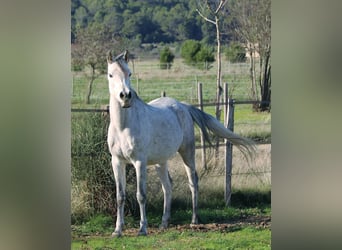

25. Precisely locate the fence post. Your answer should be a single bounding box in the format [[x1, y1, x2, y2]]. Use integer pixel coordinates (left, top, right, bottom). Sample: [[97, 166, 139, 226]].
[[136, 73, 140, 95], [197, 82, 207, 170], [225, 83, 235, 206]]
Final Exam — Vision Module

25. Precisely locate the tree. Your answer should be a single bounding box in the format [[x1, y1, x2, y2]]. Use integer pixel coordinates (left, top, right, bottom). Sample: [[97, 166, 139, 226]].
[[229, 0, 271, 111], [72, 23, 125, 104], [159, 47, 175, 70], [196, 0, 228, 120], [225, 42, 246, 63]]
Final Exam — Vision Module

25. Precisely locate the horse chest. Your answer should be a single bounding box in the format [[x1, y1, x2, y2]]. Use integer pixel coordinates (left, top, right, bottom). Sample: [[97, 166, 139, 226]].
[[109, 129, 141, 160]]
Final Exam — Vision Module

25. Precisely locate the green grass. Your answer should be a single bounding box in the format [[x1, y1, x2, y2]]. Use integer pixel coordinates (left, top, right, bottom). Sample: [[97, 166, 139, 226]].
[[72, 227, 270, 250], [72, 59, 253, 108], [72, 205, 271, 250]]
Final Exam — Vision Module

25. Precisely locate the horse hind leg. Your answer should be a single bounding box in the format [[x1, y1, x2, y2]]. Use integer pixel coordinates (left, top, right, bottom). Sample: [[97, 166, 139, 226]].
[[179, 147, 199, 225], [155, 162, 172, 229]]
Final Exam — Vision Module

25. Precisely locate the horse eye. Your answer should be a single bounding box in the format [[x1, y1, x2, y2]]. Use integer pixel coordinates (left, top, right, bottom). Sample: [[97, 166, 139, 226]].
[[109, 74, 113, 78], [129, 73, 132, 77]]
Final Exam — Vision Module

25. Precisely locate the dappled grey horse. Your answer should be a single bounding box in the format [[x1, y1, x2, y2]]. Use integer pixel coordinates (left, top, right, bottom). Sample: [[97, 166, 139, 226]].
[[107, 50, 255, 237]]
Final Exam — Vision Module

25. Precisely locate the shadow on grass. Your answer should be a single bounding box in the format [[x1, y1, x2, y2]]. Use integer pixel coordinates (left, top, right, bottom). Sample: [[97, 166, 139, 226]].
[[146, 188, 271, 226]]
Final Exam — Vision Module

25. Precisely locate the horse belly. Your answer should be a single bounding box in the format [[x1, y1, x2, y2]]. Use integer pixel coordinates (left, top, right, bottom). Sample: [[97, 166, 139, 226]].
[[146, 124, 183, 165]]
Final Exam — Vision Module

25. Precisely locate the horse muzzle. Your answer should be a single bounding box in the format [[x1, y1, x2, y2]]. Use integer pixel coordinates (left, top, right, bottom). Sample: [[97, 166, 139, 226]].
[[119, 90, 132, 108]]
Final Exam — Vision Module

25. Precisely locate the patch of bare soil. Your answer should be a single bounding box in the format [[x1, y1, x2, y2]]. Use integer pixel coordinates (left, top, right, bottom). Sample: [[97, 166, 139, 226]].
[[120, 215, 271, 237]]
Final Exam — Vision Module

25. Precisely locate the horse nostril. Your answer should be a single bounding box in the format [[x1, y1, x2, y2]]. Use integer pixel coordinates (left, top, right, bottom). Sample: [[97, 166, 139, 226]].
[[119, 91, 132, 100]]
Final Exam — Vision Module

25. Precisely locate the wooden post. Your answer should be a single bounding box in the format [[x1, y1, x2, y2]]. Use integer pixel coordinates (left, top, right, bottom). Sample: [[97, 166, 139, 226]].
[[161, 91, 166, 97], [136, 73, 140, 95], [225, 83, 235, 206], [197, 82, 207, 170]]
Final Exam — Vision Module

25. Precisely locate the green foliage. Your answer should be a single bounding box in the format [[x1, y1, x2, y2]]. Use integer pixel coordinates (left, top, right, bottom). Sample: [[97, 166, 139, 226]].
[[71, 0, 217, 44], [72, 23, 127, 103], [71, 113, 114, 222], [159, 46, 175, 69], [71, 112, 140, 223], [72, 23, 125, 74], [180, 40, 201, 64], [225, 42, 246, 63], [181, 40, 215, 69]]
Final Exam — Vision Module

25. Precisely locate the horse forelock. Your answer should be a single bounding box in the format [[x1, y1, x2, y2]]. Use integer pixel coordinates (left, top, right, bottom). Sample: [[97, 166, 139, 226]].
[[115, 59, 130, 76]]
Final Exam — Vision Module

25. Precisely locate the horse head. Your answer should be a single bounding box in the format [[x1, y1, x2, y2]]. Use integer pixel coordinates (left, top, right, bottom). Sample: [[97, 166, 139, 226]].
[[107, 50, 133, 108]]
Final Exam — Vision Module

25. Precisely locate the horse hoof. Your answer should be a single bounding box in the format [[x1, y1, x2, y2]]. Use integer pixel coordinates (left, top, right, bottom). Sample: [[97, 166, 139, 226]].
[[159, 223, 168, 230], [137, 230, 147, 236], [111, 231, 122, 238]]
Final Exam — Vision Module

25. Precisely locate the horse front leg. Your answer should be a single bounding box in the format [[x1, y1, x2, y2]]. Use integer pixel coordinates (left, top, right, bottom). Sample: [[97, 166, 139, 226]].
[[134, 160, 148, 236], [111, 157, 126, 237]]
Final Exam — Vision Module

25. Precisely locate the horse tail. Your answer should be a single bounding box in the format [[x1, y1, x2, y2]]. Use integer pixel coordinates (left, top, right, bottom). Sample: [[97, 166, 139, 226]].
[[185, 104, 256, 163]]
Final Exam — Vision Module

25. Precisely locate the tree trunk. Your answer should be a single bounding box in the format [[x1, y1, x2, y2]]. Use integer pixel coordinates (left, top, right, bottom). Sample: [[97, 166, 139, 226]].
[[214, 15, 222, 163], [259, 52, 271, 111], [86, 66, 96, 104], [249, 48, 258, 111], [215, 15, 222, 121]]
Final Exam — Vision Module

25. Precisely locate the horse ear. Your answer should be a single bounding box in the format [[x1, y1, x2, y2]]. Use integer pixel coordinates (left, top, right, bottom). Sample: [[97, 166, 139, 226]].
[[123, 50, 129, 63], [107, 51, 113, 64]]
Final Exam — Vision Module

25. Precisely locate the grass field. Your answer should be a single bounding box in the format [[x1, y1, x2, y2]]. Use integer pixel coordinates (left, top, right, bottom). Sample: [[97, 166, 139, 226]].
[[72, 206, 271, 250], [72, 58, 253, 107], [71, 58, 271, 249]]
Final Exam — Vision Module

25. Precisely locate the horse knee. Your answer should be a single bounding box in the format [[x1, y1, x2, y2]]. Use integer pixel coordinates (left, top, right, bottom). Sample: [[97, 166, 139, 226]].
[[188, 173, 198, 189], [136, 192, 146, 204], [117, 193, 126, 206]]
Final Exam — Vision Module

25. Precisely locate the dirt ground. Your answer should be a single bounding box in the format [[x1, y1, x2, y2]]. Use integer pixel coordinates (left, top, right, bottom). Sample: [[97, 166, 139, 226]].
[[114, 214, 271, 237]]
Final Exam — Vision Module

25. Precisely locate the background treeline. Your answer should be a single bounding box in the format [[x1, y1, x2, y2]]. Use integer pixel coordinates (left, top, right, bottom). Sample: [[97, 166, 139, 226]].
[[71, 0, 232, 45]]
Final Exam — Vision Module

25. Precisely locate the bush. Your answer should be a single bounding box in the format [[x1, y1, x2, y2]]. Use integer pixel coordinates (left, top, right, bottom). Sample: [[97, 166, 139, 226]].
[[225, 42, 246, 63], [180, 40, 201, 64], [71, 113, 139, 222], [181, 40, 215, 69], [195, 46, 215, 70], [159, 46, 175, 69]]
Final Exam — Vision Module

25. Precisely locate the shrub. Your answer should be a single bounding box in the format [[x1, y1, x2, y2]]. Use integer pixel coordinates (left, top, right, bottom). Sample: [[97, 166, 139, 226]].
[[71, 113, 139, 222], [180, 40, 201, 64], [181, 40, 215, 69], [225, 42, 246, 63], [159, 46, 175, 69], [195, 45, 215, 70]]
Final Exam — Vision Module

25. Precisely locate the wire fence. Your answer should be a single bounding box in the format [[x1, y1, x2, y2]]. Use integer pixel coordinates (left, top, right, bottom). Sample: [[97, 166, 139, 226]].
[[71, 100, 271, 177], [72, 60, 256, 106]]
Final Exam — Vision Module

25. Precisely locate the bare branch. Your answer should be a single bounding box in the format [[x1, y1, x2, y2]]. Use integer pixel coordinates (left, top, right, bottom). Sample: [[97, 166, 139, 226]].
[[215, 0, 228, 14], [196, 8, 216, 25]]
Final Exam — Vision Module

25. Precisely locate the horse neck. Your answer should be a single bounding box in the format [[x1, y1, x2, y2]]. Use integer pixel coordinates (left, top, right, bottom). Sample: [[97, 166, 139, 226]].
[[109, 93, 145, 131]]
